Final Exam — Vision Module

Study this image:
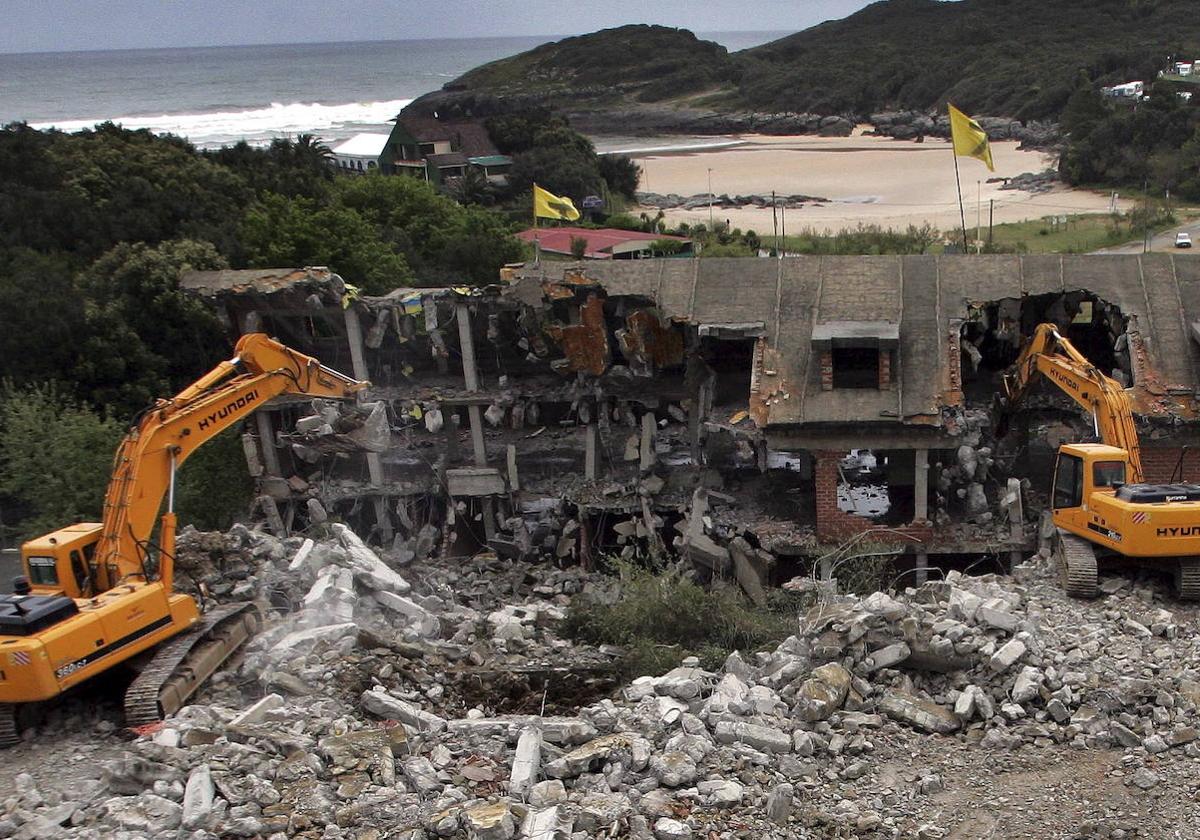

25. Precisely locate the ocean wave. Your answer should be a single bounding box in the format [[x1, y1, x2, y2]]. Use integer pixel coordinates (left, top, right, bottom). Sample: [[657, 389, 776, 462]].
[[30, 98, 413, 145]]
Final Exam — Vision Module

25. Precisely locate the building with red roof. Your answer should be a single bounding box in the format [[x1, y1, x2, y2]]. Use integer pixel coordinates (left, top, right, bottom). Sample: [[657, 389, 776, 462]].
[[515, 227, 693, 260]]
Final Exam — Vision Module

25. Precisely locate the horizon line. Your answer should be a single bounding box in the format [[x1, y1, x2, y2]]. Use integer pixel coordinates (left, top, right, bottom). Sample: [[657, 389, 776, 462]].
[[0, 28, 793, 58]]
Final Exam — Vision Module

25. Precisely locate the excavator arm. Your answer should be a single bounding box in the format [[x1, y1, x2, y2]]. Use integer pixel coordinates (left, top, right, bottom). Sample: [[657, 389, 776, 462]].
[[96, 333, 367, 593], [1000, 323, 1142, 481]]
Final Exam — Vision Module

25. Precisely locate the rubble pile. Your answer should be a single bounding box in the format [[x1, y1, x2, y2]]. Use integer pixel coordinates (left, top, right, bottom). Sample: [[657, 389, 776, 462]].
[[6, 526, 1200, 838]]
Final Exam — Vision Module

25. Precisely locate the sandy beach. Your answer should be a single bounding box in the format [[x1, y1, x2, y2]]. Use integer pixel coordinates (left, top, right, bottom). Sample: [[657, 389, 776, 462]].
[[627, 130, 1130, 235]]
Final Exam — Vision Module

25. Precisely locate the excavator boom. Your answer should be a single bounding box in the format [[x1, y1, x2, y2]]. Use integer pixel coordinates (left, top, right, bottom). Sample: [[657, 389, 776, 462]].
[[1001, 323, 1142, 481], [1, 335, 366, 739]]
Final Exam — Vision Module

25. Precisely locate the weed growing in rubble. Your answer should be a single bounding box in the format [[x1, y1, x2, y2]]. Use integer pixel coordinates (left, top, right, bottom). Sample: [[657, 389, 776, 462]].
[[562, 559, 802, 678]]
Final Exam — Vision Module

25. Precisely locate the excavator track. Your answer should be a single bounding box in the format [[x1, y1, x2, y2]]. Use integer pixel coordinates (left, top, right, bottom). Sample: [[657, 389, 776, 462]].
[[124, 603, 259, 728], [0, 704, 18, 749], [1176, 559, 1200, 601], [1056, 529, 1099, 599]]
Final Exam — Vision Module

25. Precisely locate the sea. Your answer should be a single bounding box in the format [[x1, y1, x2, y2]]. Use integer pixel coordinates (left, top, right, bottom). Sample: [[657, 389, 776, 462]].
[[0, 32, 787, 150]]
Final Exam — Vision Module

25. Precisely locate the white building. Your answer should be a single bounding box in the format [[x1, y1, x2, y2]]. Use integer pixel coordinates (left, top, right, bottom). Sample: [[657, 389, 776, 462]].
[[1176, 61, 1195, 77], [329, 133, 389, 174], [1103, 80, 1145, 99]]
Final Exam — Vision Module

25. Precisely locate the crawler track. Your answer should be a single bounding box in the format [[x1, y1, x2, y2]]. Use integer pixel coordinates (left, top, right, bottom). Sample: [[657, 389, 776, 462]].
[[1056, 530, 1098, 599], [124, 603, 258, 727], [1176, 559, 1200, 601], [0, 705, 17, 749]]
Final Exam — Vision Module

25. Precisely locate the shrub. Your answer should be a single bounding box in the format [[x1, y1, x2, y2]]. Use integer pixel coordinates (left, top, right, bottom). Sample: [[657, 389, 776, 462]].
[[562, 559, 799, 677]]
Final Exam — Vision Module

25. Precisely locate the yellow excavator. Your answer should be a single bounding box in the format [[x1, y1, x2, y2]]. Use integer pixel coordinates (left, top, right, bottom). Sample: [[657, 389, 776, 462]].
[[0, 334, 365, 744], [1001, 323, 1200, 600]]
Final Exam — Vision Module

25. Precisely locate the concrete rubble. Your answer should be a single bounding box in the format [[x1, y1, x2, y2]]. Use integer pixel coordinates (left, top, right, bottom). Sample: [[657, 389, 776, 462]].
[[2, 520, 1199, 838]]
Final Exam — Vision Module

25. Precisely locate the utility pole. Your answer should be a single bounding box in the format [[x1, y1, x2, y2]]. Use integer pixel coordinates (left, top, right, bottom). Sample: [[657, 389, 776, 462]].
[[976, 180, 982, 253], [988, 199, 994, 246], [772, 190, 779, 257]]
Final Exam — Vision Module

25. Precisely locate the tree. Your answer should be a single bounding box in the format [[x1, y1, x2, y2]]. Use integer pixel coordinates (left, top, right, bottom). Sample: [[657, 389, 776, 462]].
[[598, 154, 641, 199], [175, 427, 254, 531], [0, 384, 124, 541], [570, 236, 588, 259], [73, 239, 231, 415], [239, 192, 414, 294]]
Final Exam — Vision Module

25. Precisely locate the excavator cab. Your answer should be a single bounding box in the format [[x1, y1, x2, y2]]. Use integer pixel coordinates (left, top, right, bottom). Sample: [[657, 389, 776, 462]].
[[1050, 443, 1131, 531], [19, 523, 105, 599]]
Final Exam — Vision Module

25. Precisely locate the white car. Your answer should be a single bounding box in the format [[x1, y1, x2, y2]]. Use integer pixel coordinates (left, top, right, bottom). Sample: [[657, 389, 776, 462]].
[[1176, 232, 1192, 248]]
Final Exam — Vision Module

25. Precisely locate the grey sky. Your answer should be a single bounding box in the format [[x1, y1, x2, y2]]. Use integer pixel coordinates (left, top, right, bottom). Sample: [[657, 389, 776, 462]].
[[1, 0, 881, 54]]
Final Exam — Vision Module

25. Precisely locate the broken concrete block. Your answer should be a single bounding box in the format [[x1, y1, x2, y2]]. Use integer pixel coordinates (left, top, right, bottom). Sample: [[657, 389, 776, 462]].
[[229, 693, 284, 727], [976, 598, 1020, 633], [865, 641, 911, 672], [697, 779, 743, 807], [653, 817, 692, 840], [295, 415, 327, 434], [272, 622, 357, 656], [765, 783, 794, 825], [287, 537, 316, 571], [181, 765, 214, 831], [948, 587, 983, 622], [306, 497, 328, 524], [302, 567, 355, 623], [402, 756, 442, 794], [333, 523, 411, 594], [361, 688, 447, 734], [509, 727, 542, 798], [374, 590, 441, 638], [989, 639, 1026, 672], [347, 402, 390, 451], [795, 662, 852, 721], [1011, 666, 1044, 703], [878, 691, 960, 734], [650, 751, 697, 787], [712, 720, 791, 754], [521, 806, 570, 840]]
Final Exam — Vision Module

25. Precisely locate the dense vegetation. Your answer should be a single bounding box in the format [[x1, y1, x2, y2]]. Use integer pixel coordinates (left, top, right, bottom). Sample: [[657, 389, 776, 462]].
[[0, 122, 529, 542], [419, 2, 1200, 120], [1059, 81, 1200, 201]]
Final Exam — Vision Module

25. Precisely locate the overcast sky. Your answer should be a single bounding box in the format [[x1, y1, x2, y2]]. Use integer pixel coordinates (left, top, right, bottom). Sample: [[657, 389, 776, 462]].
[[1, 0, 883, 54]]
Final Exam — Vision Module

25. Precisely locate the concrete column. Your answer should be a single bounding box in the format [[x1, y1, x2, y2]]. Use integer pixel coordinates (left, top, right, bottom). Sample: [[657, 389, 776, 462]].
[[507, 444, 520, 492], [913, 448, 929, 524], [640, 413, 656, 472], [914, 550, 929, 585], [585, 424, 598, 480], [456, 301, 495, 540], [238, 312, 281, 478], [254, 413, 282, 477], [343, 306, 393, 543]]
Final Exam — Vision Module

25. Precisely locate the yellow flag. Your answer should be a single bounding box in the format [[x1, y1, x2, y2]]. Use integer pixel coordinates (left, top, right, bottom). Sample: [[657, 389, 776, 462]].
[[948, 103, 994, 172], [533, 184, 580, 221]]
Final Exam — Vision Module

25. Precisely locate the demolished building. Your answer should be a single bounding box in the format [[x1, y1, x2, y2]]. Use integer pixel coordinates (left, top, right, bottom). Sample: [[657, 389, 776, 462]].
[[180, 255, 1200, 596]]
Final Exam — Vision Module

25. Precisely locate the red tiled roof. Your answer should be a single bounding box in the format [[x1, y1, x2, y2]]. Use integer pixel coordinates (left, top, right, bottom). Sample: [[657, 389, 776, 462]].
[[515, 227, 690, 260]]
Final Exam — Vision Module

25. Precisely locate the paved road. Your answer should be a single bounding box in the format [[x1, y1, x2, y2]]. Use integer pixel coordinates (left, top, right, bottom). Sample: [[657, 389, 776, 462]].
[[1098, 218, 1200, 254]]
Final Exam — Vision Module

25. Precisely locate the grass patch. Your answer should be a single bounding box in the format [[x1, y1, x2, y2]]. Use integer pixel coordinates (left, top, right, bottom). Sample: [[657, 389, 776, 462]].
[[562, 559, 805, 678]]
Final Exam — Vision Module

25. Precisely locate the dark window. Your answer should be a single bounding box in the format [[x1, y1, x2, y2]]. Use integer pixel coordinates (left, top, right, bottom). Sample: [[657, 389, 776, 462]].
[[1093, 460, 1126, 488], [26, 556, 58, 586], [832, 347, 880, 389], [1053, 454, 1084, 508], [70, 551, 88, 591]]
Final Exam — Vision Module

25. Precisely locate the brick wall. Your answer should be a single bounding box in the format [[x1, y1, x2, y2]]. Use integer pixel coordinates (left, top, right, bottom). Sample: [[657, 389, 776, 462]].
[[878, 350, 892, 390], [813, 450, 933, 544], [820, 351, 833, 391], [1140, 447, 1200, 484]]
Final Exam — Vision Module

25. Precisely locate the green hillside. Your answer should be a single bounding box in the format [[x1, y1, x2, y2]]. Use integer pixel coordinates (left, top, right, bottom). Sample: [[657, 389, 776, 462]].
[[414, 0, 1200, 121]]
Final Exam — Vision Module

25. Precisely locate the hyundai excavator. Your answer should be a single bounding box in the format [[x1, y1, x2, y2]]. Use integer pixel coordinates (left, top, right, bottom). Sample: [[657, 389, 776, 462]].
[[1000, 323, 1200, 600], [0, 334, 365, 745]]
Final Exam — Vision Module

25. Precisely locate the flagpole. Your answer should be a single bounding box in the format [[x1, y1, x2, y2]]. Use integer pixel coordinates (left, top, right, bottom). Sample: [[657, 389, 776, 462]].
[[532, 183, 541, 267], [952, 150, 969, 253]]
